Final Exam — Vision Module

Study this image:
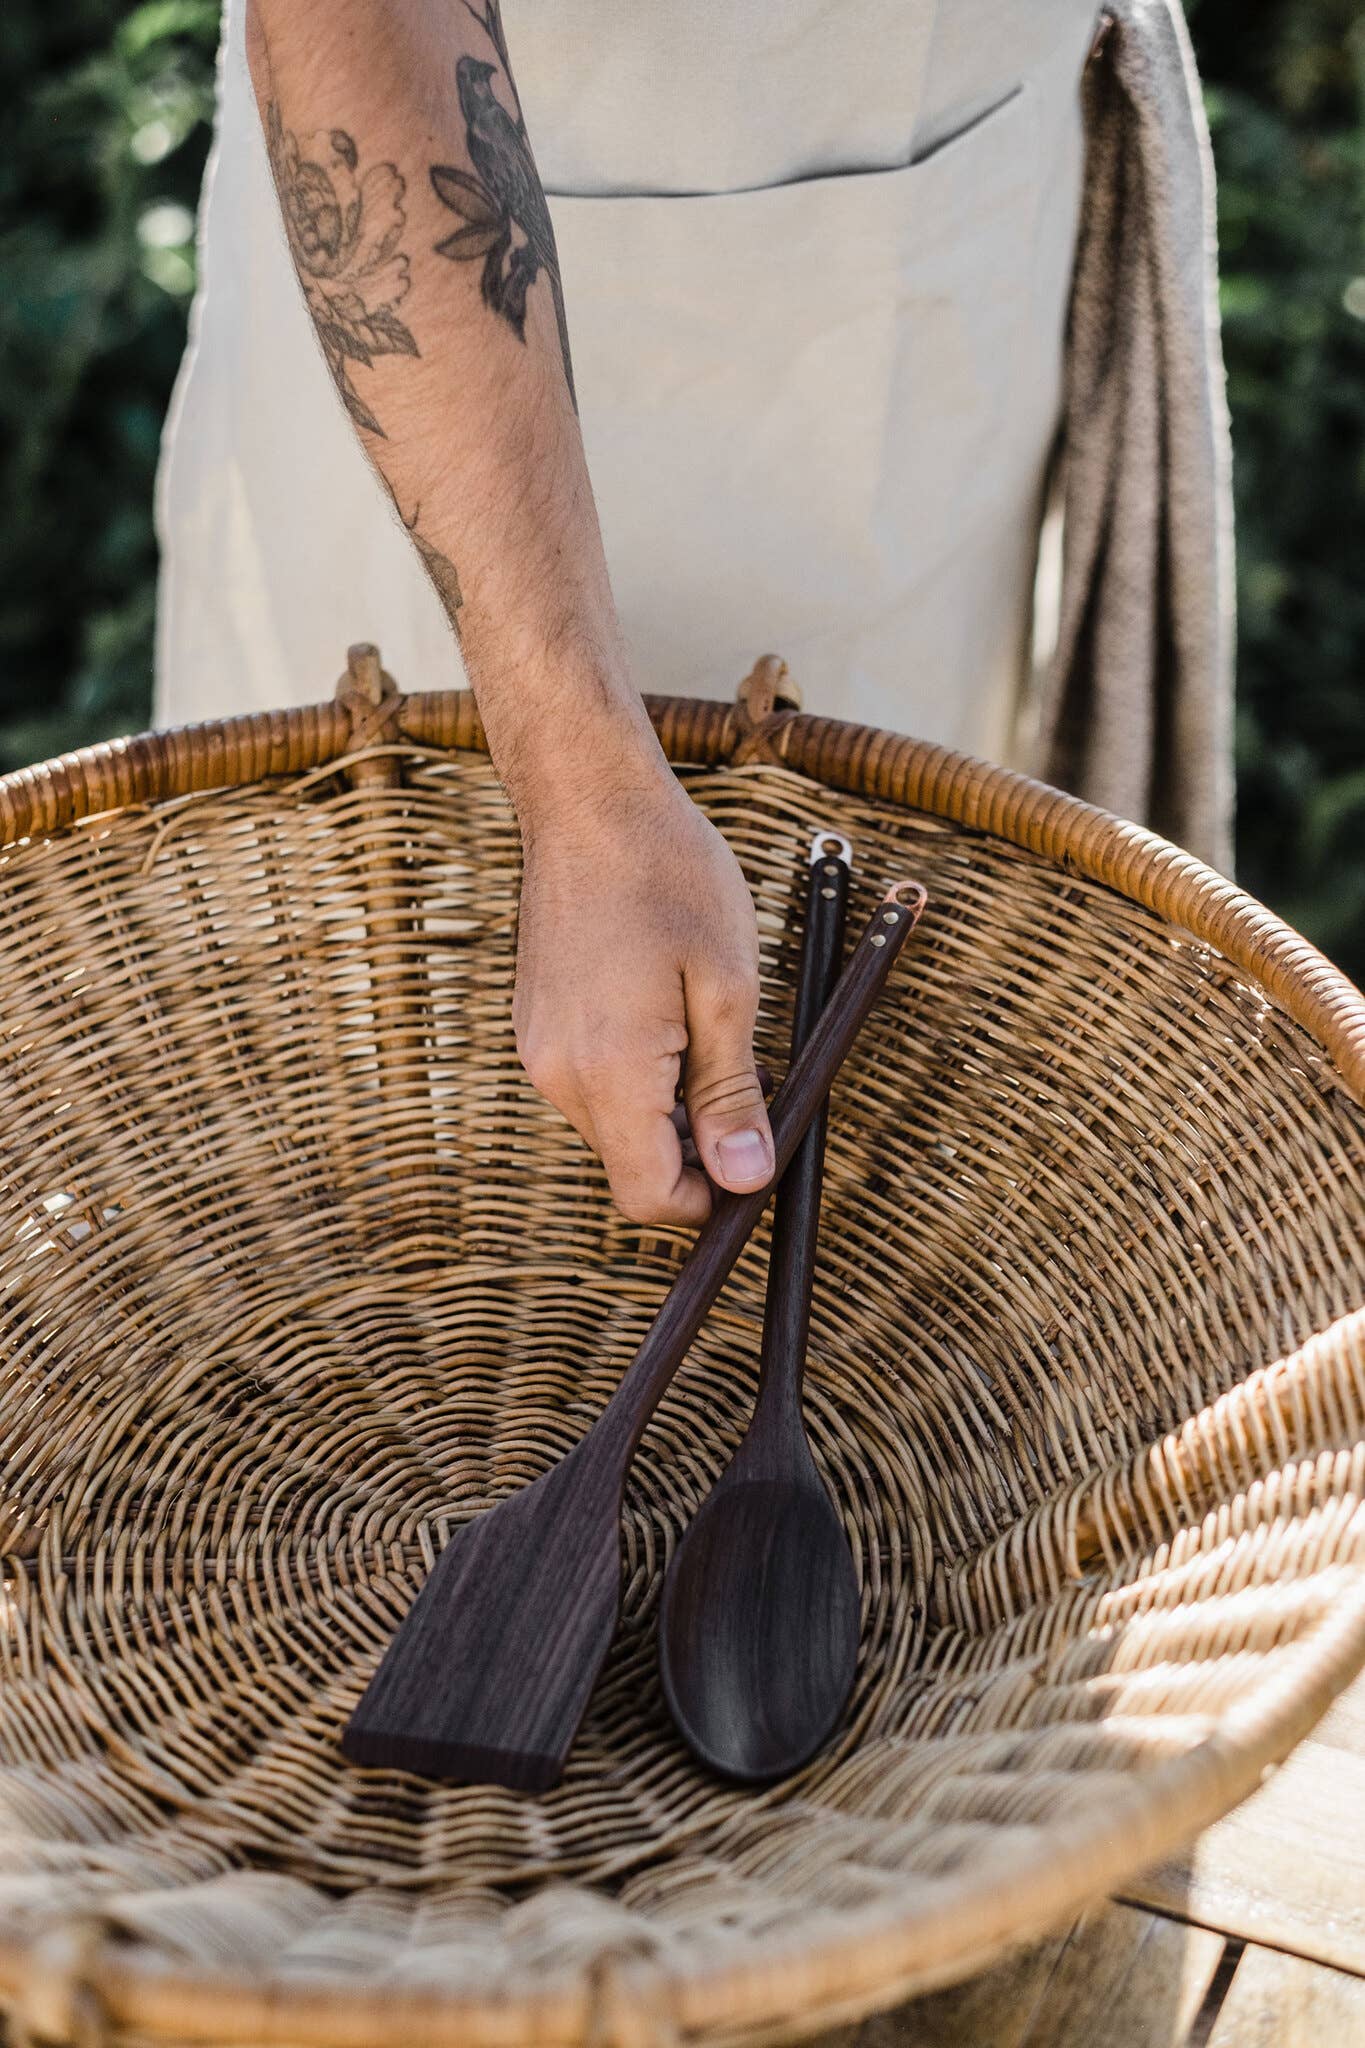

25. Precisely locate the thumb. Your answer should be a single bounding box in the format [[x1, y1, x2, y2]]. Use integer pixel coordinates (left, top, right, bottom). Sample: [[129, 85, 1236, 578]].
[[683, 966, 774, 1195]]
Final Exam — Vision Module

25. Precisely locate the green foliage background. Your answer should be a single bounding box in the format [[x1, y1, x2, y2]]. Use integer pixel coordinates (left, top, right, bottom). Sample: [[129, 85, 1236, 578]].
[[2, 2, 1363, 976]]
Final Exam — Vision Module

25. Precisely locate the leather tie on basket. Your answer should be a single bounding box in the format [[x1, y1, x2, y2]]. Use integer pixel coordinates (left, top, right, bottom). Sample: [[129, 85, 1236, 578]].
[[729, 655, 803, 766], [336, 643, 407, 756]]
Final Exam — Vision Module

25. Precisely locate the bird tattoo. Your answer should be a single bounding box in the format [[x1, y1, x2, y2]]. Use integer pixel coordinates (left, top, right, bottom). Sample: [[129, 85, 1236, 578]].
[[429, 5, 577, 410]]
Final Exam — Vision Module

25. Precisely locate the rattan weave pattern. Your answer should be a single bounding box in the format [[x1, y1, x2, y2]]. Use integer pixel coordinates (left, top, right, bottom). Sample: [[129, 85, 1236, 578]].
[[1, 667, 1364, 2047]]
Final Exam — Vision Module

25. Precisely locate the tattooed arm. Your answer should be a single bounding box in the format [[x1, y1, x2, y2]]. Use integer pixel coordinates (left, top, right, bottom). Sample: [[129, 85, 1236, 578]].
[[246, 0, 773, 1225]]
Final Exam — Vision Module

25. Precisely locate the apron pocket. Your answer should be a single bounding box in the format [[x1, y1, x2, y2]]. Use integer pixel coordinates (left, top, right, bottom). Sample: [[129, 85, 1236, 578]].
[[547, 82, 1054, 710]]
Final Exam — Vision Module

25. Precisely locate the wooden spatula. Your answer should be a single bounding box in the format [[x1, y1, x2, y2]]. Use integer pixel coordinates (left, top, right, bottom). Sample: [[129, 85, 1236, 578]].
[[658, 830, 859, 1780], [342, 878, 927, 1790]]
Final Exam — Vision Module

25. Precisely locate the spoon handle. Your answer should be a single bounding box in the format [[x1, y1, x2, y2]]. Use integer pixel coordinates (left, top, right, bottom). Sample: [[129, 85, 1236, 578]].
[[597, 876, 927, 1459], [748, 835, 851, 1458]]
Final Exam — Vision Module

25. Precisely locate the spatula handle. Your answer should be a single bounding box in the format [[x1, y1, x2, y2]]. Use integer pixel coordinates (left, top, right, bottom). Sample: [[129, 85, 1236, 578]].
[[598, 878, 927, 1456]]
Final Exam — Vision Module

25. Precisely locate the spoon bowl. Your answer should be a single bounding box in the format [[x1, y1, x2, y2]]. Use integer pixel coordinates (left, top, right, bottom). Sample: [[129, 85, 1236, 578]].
[[658, 1469, 860, 1781]]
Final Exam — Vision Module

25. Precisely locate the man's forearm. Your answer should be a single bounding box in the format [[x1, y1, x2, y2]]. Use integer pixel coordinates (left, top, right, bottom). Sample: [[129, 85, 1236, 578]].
[[246, 0, 662, 808], [248, 0, 774, 1230]]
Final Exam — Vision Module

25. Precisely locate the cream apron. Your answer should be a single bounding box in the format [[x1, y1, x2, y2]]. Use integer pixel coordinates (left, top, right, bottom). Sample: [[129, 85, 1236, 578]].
[[156, 0, 1099, 760]]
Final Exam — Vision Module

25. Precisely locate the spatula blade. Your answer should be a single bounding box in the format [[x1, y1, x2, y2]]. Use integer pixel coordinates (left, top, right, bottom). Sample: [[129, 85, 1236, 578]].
[[342, 1447, 622, 1790]]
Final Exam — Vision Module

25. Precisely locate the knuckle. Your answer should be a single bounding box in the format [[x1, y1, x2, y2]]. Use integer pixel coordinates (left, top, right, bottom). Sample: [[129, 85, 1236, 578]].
[[570, 1047, 619, 1103], [516, 1027, 572, 1103], [519, 1014, 645, 1121], [708, 966, 757, 1021], [610, 1174, 670, 1227]]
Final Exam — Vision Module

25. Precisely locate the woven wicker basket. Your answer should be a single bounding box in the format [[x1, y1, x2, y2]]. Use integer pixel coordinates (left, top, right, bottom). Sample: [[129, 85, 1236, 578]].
[[2, 651, 1364, 2048]]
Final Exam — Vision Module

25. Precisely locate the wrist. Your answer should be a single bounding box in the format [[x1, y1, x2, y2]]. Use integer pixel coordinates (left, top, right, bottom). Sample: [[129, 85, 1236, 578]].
[[493, 674, 674, 837]]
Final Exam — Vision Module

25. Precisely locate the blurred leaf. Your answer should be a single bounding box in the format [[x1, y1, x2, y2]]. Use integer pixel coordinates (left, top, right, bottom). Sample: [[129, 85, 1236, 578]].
[[117, 2, 223, 61], [1191, 0, 1365, 982], [0, 0, 217, 771]]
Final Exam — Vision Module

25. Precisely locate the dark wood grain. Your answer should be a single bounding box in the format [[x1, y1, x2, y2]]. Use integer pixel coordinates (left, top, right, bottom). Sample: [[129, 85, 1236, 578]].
[[342, 882, 926, 1789], [658, 843, 862, 1781]]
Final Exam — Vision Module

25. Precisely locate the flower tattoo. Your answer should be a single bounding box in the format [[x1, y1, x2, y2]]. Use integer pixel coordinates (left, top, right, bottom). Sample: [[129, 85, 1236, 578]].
[[265, 106, 419, 436]]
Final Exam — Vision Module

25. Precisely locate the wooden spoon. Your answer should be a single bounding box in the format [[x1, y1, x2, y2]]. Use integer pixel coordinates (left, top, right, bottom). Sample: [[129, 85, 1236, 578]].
[[658, 831, 860, 1781], [342, 879, 927, 1790]]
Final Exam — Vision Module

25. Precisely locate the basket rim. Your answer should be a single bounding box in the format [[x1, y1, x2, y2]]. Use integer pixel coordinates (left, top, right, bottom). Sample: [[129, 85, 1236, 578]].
[[1, 678, 1364, 2043], [1, 680, 1361, 1103]]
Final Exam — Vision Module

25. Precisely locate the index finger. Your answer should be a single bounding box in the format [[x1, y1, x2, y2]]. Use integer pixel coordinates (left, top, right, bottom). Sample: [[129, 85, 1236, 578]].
[[582, 1058, 712, 1227]]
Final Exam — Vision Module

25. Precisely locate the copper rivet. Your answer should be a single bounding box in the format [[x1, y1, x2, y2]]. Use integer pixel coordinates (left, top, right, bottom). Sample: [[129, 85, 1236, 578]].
[[870, 934, 887, 949]]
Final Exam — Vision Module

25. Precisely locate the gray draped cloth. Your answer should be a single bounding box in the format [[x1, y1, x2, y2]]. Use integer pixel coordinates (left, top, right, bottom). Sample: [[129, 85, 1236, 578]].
[[1034, 0, 1236, 874]]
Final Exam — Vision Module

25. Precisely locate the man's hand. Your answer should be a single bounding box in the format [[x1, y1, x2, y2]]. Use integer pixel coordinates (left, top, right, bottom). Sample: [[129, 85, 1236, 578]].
[[513, 755, 772, 1227]]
